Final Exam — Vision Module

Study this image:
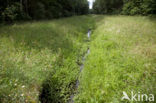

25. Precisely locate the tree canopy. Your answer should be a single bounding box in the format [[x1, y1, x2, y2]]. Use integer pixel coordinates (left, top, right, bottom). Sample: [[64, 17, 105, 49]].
[[93, 0, 156, 15], [93, 0, 123, 14], [0, 0, 89, 22]]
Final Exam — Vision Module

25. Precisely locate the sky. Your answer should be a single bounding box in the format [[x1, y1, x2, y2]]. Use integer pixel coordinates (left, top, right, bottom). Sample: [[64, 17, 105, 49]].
[[88, 0, 95, 9]]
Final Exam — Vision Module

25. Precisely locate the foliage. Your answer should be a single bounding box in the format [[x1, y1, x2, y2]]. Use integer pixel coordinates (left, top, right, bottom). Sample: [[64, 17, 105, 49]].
[[93, 0, 156, 15], [0, 15, 94, 103], [1, 3, 21, 22], [93, 0, 123, 14], [30, 2, 46, 19], [74, 15, 156, 103], [122, 0, 156, 15], [0, 0, 89, 22]]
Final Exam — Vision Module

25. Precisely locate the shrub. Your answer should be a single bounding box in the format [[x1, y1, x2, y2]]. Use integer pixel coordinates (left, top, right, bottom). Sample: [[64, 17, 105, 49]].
[[130, 7, 141, 15], [2, 4, 18, 22], [141, 0, 156, 15], [122, 0, 156, 15], [122, 2, 133, 15], [1, 2, 30, 22]]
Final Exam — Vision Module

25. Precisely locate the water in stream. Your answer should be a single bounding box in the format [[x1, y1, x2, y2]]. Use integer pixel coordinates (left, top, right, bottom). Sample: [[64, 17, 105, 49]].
[[69, 29, 91, 103]]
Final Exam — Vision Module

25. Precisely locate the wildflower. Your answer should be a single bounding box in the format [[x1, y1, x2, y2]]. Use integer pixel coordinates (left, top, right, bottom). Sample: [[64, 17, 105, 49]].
[[21, 94, 24, 97], [22, 85, 25, 88]]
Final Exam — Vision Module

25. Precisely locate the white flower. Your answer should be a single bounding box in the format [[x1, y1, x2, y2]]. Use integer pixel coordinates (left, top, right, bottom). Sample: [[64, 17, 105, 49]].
[[22, 85, 25, 88], [21, 94, 24, 96]]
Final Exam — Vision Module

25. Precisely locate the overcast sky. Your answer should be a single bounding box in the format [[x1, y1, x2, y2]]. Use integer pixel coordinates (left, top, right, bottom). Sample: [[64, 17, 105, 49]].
[[88, 0, 95, 9]]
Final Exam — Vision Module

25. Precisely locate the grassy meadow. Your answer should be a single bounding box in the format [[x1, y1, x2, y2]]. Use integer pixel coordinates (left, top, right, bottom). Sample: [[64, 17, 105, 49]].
[[0, 15, 156, 103], [0, 16, 94, 103], [75, 15, 156, 103]]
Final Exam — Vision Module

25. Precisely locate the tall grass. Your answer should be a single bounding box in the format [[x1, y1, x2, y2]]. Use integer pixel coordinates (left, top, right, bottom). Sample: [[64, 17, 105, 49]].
[[0, 15, 95, 103], [75, 15, 156, 103]]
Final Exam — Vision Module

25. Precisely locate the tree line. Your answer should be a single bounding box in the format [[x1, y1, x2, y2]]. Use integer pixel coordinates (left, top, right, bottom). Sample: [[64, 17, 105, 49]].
[[1, 0, 155, 23], [93, 0, 156, 15], [0, 0, 89, 22]]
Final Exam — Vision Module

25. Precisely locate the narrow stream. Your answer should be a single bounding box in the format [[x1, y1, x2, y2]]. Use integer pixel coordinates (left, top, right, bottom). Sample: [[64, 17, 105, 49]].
[[69, 29, 91, 103]]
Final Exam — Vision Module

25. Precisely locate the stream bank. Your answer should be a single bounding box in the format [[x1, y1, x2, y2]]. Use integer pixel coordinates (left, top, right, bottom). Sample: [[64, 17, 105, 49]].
[[68, 29, 91, 103]]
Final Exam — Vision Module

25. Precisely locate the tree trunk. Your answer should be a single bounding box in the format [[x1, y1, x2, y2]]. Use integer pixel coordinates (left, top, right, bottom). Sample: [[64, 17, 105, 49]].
[[20, 0, 23, 12], [25, 0, 29, 16]]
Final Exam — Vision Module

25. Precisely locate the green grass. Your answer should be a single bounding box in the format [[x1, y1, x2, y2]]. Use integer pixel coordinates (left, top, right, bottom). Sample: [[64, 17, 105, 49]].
[[0, 15, 156, 103], [75, 15, 156, 103], [0, 15, 95, 103]]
